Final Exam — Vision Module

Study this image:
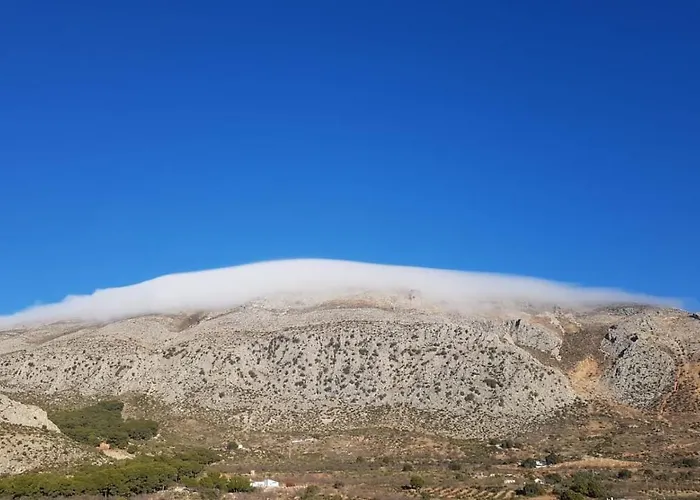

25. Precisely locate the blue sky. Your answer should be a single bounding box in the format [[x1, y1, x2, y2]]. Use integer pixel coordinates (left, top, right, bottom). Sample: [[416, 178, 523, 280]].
[[1, 1, 698, 314]]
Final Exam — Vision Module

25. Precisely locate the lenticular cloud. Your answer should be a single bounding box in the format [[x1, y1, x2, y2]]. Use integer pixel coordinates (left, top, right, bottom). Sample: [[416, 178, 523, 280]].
[[0, 259, 677, 329]]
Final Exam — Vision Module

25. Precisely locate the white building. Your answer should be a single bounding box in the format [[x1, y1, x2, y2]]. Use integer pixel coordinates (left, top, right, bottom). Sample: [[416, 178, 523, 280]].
[[252, 479, 281, 489]]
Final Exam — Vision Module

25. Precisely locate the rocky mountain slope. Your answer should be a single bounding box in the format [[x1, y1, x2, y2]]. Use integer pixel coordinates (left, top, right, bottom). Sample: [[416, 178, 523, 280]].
[[1, 296, 699, 440], [0, 393, 92, 474], [0, 393, 59, 432]]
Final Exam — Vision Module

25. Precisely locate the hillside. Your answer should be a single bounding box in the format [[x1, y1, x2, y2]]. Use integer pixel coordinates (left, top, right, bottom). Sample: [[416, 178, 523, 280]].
[[1, 296, 699, 440], [0, 393, 93, 474]]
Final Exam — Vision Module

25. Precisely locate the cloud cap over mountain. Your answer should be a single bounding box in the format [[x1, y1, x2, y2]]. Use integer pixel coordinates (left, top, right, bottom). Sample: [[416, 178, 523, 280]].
[[0, 259, 680, 329]]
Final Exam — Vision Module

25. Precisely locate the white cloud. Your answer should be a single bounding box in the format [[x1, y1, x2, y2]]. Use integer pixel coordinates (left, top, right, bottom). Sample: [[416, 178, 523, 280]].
[[0, 258, 679, 329]]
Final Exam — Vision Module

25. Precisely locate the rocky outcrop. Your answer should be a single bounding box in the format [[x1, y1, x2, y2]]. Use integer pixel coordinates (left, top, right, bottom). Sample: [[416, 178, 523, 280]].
[[0, 393, 59, 432]]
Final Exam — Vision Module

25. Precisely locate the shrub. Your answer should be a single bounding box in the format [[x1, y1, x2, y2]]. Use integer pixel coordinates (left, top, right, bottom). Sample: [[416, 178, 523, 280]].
[[559, 489, 587, 500], [679, 457, 699, 468], [517, 481, 546, 497], [402, 463, 414, 472], [617, 469, 632, 479], [225, 475, 253, 492], [408, 475, 425, 490], [300, 485, 320, 499], [545, 473, 563, 484], [521, 458, 539, 469], [448, 460, 462, 471], [545, 452, 562, 465], [570, 472, 605, 498]]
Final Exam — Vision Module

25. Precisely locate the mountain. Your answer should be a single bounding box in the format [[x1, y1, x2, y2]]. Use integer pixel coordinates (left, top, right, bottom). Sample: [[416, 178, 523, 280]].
[[0, 265, 698, 442]]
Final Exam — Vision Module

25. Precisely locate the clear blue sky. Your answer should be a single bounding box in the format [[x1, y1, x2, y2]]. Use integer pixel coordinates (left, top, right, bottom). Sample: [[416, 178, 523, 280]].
[[1, 1, 698, 313]]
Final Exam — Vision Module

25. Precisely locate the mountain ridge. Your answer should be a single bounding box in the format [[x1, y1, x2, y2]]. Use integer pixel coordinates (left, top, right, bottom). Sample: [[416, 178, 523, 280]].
[[1, 297, 698, 442]]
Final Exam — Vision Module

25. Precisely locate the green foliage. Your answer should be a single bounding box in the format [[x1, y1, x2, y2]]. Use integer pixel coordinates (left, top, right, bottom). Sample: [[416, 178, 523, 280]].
[[408, 475, 426, 490], [521, 458, 539, 469], [49, 400, 159, 447], [175, 447, 222, 465], [517, 481, 546, 497], [617, 469, 632, 479], [569, 472, 606, 498], [545, 473, 564, 484], [0, 450, 243, 499], [559, 489, 587, 500]]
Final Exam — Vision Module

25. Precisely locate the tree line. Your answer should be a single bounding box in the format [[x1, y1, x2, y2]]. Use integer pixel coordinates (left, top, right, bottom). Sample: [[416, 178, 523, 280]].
[[0, 450, 252, 498]]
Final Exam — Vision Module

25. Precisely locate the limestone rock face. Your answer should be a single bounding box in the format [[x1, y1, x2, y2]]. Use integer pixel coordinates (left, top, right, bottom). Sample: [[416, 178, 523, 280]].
[[0, 393, 59, 432]]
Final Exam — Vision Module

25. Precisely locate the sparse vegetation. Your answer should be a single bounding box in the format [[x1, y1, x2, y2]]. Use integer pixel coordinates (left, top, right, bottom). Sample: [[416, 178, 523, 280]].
[[406, 474, 426, 490], [616, 468, 632, 479], [678, 457, 699, 468], [517, 481, 546, 497]]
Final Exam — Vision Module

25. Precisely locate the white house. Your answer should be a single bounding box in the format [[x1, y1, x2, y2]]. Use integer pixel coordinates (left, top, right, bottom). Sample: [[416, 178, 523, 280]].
[[252, 479, 280, 489]]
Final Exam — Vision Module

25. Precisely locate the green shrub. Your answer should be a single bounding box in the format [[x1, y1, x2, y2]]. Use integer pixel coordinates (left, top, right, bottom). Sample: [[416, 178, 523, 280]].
[[569, 472, 605, 498], [617, 469, 632, 479], [559, 489, 587, 500], [517, 481, 546, 497], [545, 473, 563, 484], [408, 475, 426, 490]]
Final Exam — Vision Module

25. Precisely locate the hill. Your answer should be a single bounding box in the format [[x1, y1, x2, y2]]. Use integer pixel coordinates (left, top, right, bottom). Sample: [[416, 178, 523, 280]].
[[1, 296, 698, 440]]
